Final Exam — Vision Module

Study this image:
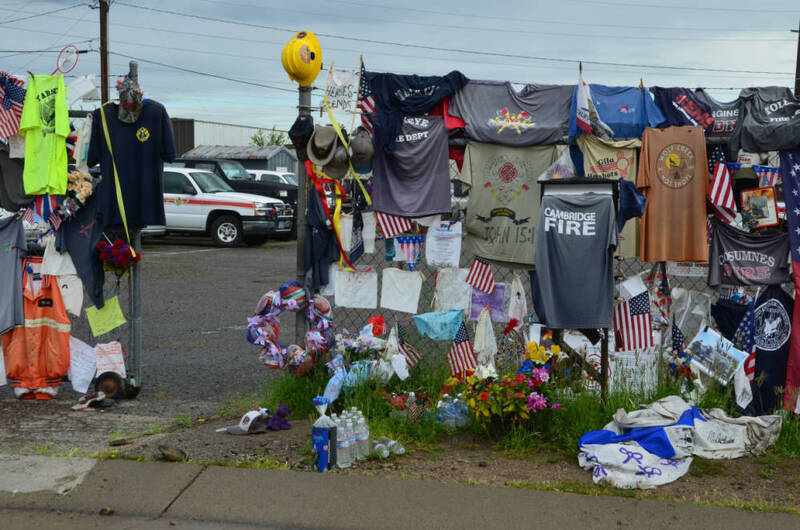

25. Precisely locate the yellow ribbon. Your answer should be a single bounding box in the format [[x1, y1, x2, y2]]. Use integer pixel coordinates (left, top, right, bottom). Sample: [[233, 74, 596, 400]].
[[98, 101, 135, 258]]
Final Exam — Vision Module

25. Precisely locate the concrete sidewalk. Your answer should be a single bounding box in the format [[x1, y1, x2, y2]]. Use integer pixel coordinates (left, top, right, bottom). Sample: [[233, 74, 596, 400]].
[[0, 456, 797, 529]]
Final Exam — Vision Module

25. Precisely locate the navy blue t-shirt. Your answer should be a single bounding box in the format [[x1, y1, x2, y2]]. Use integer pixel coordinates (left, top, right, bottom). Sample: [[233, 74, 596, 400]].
[[650, 87, 715, 134], [88, 100, 176, 230], [752, 286, 793, 414], [365, 70, 468, 153], [56, 192, 105, 308]]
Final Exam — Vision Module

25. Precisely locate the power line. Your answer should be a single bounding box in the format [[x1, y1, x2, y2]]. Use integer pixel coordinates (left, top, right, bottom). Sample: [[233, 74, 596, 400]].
[[0, 3, 88, 25], [106, 51, 296, 92], [326, 0, 789, 32], [115, 2, 797, 76], [192, 0, 793, 42], [567, 0, 798, 13]]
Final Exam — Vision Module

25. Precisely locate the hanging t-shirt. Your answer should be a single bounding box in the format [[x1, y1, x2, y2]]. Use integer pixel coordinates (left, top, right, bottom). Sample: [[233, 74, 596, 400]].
[[364, 70, 468, 153], [55, 192, 104, 309], [733, 87, 800, 153], [87, 100, 176, 230], [305, 186, 337, 293], [637, 126, 708, 262], [370, 115, 451, 217], [569, 85, 665, 140], [752, 285, 794, 414], [531, 193, 617, 329], [448, 81, 573, 146], [0, 142, 31, 212], [18, 75, 69, 195], [708, 218, 790, 287], [694, 89, 742, 141], [0, 215, 26, 335], [459, 142, 557, 266], [575, 134, 640, 258], [649, 87, 715, 133]]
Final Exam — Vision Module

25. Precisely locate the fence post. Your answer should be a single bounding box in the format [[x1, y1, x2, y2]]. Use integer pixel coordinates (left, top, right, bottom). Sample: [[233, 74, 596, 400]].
[[295, 85, 312, 345]]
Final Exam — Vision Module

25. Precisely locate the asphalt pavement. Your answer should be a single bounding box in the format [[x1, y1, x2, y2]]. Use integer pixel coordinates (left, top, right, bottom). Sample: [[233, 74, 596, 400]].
[[0, 236, 298, 409]]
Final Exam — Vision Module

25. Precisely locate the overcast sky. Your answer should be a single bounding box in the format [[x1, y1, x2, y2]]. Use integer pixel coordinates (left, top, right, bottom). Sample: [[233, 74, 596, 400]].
[[2, 0, 799, 133]]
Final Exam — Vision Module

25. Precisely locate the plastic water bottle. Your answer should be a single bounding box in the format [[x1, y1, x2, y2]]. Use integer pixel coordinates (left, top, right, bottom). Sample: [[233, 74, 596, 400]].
[[355, 418, 370, 460], [380, 436, 406, 455], [336, 421, 351, 468], [372, 439, 390, 459], [345, 420, 357, 462]]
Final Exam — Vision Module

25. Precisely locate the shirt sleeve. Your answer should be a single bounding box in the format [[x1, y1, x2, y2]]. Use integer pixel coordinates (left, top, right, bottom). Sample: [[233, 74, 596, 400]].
[[15, 219, 27, 259], [54, 76, 70, 138], [17, 76, 38, 137], [644, 89, 666, 128], [87, 108, 102, 168], [456, 143, 473, 189], [636, 130, 650, 191], [160, 104, 176, 162]]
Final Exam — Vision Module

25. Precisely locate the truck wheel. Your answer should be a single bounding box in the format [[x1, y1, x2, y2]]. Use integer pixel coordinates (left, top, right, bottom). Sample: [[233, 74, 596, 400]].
[[210, 215, 243, 247]]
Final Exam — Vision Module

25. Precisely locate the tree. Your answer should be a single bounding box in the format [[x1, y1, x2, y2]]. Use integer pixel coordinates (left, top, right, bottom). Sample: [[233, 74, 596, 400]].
[[251, 126, 287, 147]]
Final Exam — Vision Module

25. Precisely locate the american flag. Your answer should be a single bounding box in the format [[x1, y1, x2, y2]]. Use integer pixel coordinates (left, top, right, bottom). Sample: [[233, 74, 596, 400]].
[[613, 290, 653, 351], [466, 257, 495, 294], [707, 146, 737, 225], [644, 265, 670, 321], [0, 72, 26, 138], [448, 320, 476, 377], [356, 60, 375, 133], [398, 321, 423, 368], [21, 207, 34, 224], [376, 211, 412, 238], [753, 165, 781, 188], [671, 323, 686, 353], [734, 302, 756, 384], [396, 234, 423, 271], [779, 150, 800, 412], [34, 194, 58, 221]]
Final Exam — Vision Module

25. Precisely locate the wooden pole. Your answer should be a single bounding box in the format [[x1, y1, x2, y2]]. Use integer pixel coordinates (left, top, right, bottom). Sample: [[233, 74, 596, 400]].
[[99, 0, 109, 103]]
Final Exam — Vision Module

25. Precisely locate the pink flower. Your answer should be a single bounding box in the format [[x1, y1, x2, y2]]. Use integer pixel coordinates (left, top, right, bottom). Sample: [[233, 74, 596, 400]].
[[526, 392, 547, 412], [550, 403, 562, 410]]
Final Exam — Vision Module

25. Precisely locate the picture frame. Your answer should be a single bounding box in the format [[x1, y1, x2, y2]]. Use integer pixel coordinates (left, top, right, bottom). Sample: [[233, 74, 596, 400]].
[[686, 328, 747, 385], [740, 186, 779, 229]]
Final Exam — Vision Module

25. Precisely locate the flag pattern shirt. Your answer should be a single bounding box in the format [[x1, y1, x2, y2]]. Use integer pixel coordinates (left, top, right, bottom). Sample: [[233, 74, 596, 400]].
[[0, 72, 25, 138], [357, 61, 375, 133], [779, 150, 800, 412], [448, 321, 476, 377], [465, 258, 495, 294], [613, 290, 654, 351], [754, 165, 781, 188], [708, 145, 737, 225]]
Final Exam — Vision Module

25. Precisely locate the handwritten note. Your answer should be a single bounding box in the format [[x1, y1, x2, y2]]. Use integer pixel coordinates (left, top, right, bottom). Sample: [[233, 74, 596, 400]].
[[68, 336, 96, 393], [95, 341, 126, 379]]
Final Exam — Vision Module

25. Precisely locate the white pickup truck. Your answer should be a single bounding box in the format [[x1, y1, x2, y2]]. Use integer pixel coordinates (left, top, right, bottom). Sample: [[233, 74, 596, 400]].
[[155, 168, 293, 247]]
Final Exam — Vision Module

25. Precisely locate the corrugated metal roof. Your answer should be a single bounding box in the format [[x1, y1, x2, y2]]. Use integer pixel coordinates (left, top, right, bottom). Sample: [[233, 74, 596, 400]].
[[182, 145, 297, 161]]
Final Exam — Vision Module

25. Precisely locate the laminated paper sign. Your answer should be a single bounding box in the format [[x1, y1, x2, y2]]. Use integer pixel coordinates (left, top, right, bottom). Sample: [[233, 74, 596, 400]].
[[425, 222, 462, 268], [325, 70, 356, 111]]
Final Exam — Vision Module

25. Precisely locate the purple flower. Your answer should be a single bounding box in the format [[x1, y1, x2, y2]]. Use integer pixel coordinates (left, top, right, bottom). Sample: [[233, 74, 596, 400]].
[[549, 402, 561, 410], [526, 392, 547, 412]]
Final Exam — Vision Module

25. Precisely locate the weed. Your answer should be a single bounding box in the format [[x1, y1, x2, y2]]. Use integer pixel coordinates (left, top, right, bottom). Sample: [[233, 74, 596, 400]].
[[173, 414, 194, 428], [773, 414, 800, 458], [143, 424, 168, 436], [757, 466, 775, 480], [91, 450, 146, 461], [24, 441, 56, 456], [108, 429, 129, 442], [216, 393, 262, 419], [688, 457, 728, 478], [200, 457, 290, 470]]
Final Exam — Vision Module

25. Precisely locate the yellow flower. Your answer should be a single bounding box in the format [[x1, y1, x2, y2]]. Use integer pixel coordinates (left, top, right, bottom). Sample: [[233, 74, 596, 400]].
[[526, 341, 552, 364]]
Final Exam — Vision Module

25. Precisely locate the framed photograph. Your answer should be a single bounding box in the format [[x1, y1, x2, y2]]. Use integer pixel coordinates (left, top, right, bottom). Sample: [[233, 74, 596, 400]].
[[740, 186, 779, 228], [686, 328, 747, 385]]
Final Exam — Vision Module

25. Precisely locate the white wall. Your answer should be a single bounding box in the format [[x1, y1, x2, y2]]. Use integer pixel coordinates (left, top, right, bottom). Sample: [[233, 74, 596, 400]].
[[193, 120, 263, 146]]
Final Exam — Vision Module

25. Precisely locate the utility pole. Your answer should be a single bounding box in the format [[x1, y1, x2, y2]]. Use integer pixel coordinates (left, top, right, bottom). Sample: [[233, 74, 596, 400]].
[[295, 85, 312, 344], [99, 0, 109, 103]]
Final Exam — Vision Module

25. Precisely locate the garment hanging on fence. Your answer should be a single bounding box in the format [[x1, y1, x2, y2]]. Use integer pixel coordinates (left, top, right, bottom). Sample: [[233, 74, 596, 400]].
[[0, 141, 31, 212], [749, 285, 794, 415], [55, 192, 105, 309], [649, 87, 715, 133], [459, 142, 557, 266], [19, 74, 69, 196], [569, 84, 665, 140], [88, 100, 176, 230], [0, 215, 26, 335], [412, 309, 463, 341], [532, 193, 617, 329], [733, 87, 800, 153], [637, 126, 709, 262], [707, 217, 790, 287], [694, 89, 742, 143], [448, 81, 573, 146], [369, 114, 452, 217]]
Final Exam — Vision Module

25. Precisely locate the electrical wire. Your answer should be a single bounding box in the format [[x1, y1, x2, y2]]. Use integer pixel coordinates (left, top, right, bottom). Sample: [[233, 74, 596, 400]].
[[566, 0, 798, 13], [114, 2, 798, 76], [191, 0, 793, 42], [0, 3, 88, 25], [326, 0, 791, 31]]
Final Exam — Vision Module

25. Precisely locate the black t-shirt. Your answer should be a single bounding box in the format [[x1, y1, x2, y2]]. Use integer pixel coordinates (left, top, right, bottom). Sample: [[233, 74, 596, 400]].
[[708, 218, 790, 286], [650, 87, 715, 134], [733, 87, 800, 153], [88, 100, 176, 230], [55, 192, 105, 308], [752, 285, 793, 414]]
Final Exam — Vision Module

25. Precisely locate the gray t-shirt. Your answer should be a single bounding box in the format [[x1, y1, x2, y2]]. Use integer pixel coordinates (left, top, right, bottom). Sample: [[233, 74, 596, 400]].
[[708, 217, 790, 287], [694, 89, 741, 141], [0, 215, 26, 334], [532, 193, 617, 329], [370, 115, 451, 217], [459, 142, 558, 266], [449, 81, 573, 146], [733, 86, 800, 153], [0, 143, 32, 212]]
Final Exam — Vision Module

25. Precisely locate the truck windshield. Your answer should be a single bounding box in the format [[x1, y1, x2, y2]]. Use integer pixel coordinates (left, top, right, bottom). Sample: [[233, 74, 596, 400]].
[[282, 173, 298, 185], [191, 172, 234, 193], [218, 160, 252, 180]]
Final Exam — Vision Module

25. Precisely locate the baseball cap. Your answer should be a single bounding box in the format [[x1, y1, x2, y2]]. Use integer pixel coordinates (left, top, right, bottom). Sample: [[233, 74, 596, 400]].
[[223, 409, 270, 435], [289, 115, 314, 162]]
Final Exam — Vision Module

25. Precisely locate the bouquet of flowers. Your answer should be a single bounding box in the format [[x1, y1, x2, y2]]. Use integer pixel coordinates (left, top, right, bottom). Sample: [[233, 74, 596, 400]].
[[96, 238, 141, 276], [669, 346, 695, 392], [61, 170, 94, 219]]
